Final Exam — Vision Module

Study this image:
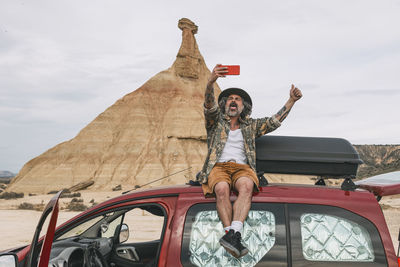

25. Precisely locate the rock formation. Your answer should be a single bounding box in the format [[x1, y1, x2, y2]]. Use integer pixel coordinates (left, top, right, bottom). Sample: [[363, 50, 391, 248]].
[[8, 18, 221, 194], [354, 145, 400, 178], [0, 171, 15, 178]]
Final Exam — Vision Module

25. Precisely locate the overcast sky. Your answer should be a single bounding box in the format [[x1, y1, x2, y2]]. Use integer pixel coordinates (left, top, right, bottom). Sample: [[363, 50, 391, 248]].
[[1, 0, 400, 173]]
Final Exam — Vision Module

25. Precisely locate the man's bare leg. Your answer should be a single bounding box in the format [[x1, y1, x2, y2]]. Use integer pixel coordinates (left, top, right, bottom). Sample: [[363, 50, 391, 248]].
[[214, 182, 232, 228], [233, 177, 254, 223], [219, 176, 252, 258]]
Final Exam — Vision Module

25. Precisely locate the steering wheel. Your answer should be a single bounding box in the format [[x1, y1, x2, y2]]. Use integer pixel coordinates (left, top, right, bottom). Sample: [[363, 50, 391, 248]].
[[84, 246, 109, 267]]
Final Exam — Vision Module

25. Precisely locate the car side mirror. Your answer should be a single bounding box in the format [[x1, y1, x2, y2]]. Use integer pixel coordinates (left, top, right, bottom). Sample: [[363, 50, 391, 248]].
[[119, 223, 129, 243], [0, 253, 18, 267], [100, 222, 109, 234]]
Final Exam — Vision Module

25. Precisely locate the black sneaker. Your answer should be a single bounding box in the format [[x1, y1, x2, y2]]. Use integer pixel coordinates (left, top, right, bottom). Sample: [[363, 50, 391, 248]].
[[219, 230, 249, 258], [235, 231, 249, 258]]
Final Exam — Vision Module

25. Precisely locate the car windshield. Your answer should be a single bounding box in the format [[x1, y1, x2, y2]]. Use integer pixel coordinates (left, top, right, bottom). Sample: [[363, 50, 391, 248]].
[[57, 216, 105, 240]]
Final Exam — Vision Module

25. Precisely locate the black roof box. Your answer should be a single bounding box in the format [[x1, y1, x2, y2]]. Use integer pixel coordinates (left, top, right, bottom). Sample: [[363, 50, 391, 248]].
[[255, 136, 363, 178]]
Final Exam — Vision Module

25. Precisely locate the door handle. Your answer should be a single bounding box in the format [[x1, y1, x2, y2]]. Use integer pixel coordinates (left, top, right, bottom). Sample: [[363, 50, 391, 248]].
[[116, 247, 140, 262]]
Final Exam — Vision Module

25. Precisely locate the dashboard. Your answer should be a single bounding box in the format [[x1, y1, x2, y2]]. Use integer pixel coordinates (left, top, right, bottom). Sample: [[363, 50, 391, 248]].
[[48, 237, 113, 267]]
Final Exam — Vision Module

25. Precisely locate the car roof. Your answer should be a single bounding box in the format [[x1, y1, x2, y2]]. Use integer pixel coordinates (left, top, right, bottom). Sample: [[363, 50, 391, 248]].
[[55, 182, 383, 241], [96, 182, 377, 207]]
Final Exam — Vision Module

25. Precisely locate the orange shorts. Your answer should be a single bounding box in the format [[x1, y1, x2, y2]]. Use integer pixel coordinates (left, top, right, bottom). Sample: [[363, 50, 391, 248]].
[[202, 162, 259, 197]]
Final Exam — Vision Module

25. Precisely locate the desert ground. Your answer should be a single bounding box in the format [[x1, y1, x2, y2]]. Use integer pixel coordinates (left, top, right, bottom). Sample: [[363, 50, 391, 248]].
[[0, 190, 399, 253]]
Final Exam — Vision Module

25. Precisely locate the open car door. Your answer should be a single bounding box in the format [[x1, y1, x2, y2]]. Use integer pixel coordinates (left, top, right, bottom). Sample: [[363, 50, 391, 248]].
[[356, 171, 400, 199], [25, 190, 63, 267]]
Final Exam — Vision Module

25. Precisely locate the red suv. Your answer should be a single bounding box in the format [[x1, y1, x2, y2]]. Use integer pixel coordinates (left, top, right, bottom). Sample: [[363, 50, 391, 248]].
[[1, 136, 399, 267]]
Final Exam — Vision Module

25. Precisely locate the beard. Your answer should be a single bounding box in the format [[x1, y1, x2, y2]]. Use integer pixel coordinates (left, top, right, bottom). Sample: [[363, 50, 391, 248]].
[[225, 102, 244, 117]]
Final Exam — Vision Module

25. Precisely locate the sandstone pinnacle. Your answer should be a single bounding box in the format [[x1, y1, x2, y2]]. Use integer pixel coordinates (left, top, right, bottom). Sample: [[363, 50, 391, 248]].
[[174, 18, 203, 79]]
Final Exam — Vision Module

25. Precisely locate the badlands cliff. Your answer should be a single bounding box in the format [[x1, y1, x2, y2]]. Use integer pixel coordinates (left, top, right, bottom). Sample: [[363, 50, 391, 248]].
[[354, 145, 400, 178], [8, 18, 221, 193]]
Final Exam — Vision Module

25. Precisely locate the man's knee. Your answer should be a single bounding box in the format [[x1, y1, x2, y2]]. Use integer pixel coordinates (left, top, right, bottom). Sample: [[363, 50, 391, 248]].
[[214, 182, 230, 199], [235, 177, 254, 195]]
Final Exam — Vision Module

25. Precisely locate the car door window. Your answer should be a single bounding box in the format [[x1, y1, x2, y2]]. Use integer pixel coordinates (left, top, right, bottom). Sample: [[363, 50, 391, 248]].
[[181, 203, 287, 267], [300, 213, 374, 262], [110, 204, 167, 267], [122, 207, 164, 243], [289, 204, 387, 267], [49, 197, 174, 267]]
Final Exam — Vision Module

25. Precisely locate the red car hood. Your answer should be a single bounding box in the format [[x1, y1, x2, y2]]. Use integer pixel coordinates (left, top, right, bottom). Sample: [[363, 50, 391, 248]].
[[356, 171, 400, 197]]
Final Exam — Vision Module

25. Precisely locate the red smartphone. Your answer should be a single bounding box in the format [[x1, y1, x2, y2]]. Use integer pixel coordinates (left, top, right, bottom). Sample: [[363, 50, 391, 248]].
[[219, 65, 240, 75]]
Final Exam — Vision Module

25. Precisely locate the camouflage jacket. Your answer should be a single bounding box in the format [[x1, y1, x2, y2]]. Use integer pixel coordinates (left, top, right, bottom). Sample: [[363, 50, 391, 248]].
[[197, 102, 281, 184]]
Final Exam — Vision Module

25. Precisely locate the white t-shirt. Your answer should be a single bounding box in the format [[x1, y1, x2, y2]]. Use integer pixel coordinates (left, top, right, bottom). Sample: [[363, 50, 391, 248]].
[[217, 129, 247, 164]]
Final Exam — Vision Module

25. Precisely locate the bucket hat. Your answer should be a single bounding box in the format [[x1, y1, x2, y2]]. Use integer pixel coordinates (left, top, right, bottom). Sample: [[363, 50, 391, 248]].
[[218, 88, 252, 106]]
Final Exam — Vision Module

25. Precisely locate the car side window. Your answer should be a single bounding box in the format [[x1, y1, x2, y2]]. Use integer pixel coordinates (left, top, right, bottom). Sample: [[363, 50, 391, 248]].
[[181, 203, 287, 267], [300, 213, 374, 262], [122, 207, 165, 243], [109, 204, 167, 267], [190, 210, 275, 266], [289, 204, 387, 267]]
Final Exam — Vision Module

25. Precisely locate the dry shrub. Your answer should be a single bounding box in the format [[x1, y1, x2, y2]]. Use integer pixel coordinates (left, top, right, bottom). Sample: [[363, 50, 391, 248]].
[[66, 202, 88, 211], [18, 202, 45, 211], [0, 192, 24, 199], [18, 202, 34, 210], [112, 185, 122, 191], [65, 197, 87, 211], [60, 192, 81, 198], [89, 199, 98, 207]]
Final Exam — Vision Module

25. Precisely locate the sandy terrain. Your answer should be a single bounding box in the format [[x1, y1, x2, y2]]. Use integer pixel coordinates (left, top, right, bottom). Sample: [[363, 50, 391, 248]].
[[381, 195, 400, 250], [0, 190, 399, 253], [0, 190, 123, 251]]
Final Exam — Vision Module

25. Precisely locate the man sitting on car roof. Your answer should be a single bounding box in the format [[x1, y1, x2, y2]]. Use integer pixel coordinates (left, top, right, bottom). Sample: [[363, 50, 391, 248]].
[[197, 64, 302, 258]]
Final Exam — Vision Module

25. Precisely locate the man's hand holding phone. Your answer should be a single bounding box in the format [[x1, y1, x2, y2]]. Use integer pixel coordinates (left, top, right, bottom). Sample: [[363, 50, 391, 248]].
[[219, 65, 240, 75], [208, 64, 240, 85]]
